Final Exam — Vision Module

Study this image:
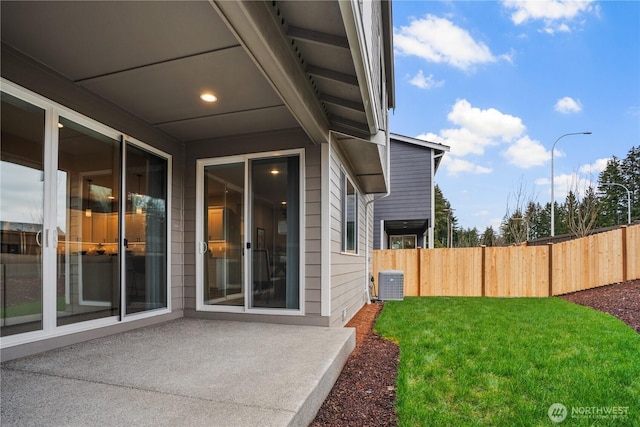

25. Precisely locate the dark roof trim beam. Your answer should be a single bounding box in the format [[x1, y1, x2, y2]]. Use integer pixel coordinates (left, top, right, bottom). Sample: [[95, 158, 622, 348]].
[[306, 65, 358, 87], [287, 26, 349, 50], [320, 94, 364, 113]]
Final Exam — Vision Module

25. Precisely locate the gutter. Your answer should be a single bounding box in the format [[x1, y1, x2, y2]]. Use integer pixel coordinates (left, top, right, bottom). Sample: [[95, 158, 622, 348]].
[[339, 0, 379, 134], [364, 124, 391, 304]]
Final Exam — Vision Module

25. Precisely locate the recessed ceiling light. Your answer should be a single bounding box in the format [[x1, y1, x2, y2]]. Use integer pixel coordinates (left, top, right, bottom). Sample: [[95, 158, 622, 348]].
[[200, 92, 217, 103], [270, 169, 279, 175]]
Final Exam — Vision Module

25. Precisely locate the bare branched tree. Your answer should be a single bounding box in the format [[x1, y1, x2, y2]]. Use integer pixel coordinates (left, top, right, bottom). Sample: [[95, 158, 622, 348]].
[[566, 173, 600, 238], [501, 179, 537, 244]]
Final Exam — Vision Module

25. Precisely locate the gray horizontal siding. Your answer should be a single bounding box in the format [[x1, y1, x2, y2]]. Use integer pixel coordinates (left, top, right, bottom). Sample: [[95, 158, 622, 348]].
[[374, 139, 434, 249]]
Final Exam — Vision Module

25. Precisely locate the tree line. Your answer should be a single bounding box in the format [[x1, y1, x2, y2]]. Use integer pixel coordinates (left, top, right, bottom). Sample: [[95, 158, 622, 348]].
[[435, 146, 639, 247]]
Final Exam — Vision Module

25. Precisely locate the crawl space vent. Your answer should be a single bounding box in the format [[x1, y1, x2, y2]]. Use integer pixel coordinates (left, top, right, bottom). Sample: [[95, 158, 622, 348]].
[[378, 270, 404, 301]]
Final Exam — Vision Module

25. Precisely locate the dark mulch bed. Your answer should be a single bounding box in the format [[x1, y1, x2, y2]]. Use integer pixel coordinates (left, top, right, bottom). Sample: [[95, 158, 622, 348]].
[[312, 280, 639, 426], [560, 279, 640, 333], [311, 302, 399, 427]]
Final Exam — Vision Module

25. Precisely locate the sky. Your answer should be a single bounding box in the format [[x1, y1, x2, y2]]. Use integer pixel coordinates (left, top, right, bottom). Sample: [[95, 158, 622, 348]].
[[389, 0, 640, 232]]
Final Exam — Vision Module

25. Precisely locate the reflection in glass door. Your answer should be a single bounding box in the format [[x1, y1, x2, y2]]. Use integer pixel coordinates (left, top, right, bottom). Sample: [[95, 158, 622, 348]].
[[124, 144, 168, 314], [202, 163, 244, 306], [56, 117, 121, 326], [0, 92, 46, 336]]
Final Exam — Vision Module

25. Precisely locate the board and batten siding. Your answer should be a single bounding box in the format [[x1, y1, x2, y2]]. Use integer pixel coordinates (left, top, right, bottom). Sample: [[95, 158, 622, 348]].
[[374, 139, 433, 249], [329, 140, 368, 327]]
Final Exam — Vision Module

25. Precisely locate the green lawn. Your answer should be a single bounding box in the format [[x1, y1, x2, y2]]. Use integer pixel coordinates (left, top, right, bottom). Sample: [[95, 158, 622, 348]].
[[374, 297, 640, 426]]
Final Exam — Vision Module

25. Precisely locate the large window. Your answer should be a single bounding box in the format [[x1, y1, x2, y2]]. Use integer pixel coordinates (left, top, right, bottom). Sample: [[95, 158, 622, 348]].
[[341, 170, 358, 254], [1, 80, 170, 342]]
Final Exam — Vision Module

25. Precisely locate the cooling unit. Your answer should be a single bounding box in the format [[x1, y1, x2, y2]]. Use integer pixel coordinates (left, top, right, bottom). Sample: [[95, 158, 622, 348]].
[[378, 270, 404, 301]]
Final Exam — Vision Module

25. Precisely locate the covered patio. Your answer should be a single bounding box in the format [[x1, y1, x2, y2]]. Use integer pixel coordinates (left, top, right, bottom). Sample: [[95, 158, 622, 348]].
[[1, 319, 354, 426]]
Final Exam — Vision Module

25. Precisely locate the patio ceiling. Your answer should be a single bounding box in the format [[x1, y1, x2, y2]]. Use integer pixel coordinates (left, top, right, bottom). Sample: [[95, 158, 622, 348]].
[[1, 1, 382, 143], [1, 0, 391, 193]]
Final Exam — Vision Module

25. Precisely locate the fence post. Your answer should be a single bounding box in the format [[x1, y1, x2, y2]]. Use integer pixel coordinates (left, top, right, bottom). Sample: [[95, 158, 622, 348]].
[[417, 249, 422, 296], [547, 243, 554, 296], [621, 225, 628, 282], [481, 245, 486, 297]]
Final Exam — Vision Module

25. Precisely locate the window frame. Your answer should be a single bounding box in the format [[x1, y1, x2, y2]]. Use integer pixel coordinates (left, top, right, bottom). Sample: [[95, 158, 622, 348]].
[[341, 169, 359, 255]]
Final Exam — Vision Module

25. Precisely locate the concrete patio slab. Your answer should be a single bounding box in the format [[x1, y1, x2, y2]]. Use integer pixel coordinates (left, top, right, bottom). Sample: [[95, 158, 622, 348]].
[[1, 319, 355, 427]]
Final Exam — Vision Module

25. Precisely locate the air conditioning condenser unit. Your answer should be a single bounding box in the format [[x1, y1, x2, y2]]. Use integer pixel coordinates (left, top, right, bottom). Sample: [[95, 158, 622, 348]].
[[378, 270, 404, 301]]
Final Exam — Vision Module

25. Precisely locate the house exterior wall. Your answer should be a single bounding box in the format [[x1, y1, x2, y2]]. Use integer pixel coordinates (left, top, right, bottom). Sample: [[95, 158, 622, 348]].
[[328, 139, 368, 327], [182, 131, 328, 326], [374, 140, 433, 249]]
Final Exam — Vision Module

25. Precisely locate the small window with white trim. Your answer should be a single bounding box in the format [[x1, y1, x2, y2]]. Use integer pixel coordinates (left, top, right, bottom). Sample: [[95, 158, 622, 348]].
[[341, 170, 358, 254]]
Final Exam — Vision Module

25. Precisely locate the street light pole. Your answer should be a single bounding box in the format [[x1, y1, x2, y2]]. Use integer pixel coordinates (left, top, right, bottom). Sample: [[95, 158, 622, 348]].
[[601, 182, 631, 225], [442, 208, 454, 248], [550, 132, 592, 237]]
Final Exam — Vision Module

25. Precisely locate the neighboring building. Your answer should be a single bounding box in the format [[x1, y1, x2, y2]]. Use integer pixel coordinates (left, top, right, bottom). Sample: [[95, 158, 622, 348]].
[[0, 0, 394, 360], [374, 134, 449, 250]]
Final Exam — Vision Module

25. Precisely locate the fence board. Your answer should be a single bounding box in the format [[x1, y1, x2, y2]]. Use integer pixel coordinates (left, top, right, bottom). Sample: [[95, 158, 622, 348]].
[[421, 248, 482, 296], [372, 224, 639, 298], [627, 226, 640, 280]]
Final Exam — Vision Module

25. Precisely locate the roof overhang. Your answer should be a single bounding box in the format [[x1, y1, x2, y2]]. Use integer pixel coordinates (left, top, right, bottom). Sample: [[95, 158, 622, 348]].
[[384, 219, 429, 235], [1, 1, 393, 150], [390, 133, 450, 173]]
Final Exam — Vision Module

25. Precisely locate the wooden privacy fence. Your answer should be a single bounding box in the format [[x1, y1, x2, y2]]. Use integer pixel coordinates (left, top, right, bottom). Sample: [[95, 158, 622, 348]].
[[373, 224, 640, 297]]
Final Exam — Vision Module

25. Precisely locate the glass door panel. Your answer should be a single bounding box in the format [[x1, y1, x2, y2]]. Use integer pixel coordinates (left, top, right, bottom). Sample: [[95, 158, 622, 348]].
[[57, 117, 120, 326], [250, 157, 299, 309], [0, 92, 46, 336], [124, 144, 168, 314], [203, 163, 244, 306]]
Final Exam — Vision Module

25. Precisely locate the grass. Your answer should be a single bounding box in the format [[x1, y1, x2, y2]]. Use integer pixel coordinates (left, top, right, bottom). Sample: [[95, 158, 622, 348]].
[[374, 297, 640, 426], [1, 297, 67, 318]]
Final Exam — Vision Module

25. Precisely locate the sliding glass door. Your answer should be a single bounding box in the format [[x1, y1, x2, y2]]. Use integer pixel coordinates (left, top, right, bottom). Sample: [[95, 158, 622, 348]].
[[0, 92, 46, 336], [201, 162, 244, 306], [1, 81, 170, 341], [124, 144, 168, 314], [56, 117, 121, 326], [197, 151, 302, 313]]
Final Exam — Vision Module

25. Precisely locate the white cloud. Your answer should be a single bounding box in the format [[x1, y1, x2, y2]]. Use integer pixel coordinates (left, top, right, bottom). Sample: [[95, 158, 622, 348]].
[[394, 15, 496, 70], [536, 172, 596, 201], [503, 0, 596, 25], [409, 70, 444, 90], [440, 156, 492, 176], [579, 158, 610, 175], [417, 100, 532, 175], [503, 136, 551, 168], [473, 210, 490, 217], [448, 99, 525, 141], [555, 96, 583, 113]]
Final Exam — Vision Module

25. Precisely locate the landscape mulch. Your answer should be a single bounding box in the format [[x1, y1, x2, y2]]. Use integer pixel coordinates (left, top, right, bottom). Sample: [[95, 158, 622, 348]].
[[560, 278, 640, 333], [310, 302, 399, 427], [311, 279, 640, 426]]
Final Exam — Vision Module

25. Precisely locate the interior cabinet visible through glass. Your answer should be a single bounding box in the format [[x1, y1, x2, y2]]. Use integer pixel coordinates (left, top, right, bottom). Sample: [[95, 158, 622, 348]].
[[57, 117, 120, 326], [0, 92, 46, 336]]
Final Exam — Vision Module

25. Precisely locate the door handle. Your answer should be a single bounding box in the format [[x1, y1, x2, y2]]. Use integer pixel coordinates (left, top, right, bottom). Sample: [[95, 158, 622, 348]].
[[124, 238, 129, 248], [36, 230, 42, 247], [199, 241, 208, 254]]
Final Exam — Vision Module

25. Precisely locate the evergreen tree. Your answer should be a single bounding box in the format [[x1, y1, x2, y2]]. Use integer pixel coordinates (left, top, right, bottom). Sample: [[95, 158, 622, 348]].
[[597, 157, 626, 226], [620, 146, 640, 222], [434, 185, 456, 248], [480, 226, 497, 247]]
